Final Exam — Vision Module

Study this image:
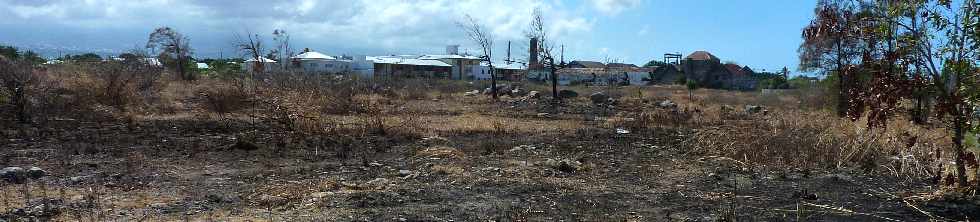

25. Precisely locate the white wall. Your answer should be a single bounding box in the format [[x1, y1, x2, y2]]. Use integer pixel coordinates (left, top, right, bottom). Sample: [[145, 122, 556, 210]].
[[298, 59, 352, 73]]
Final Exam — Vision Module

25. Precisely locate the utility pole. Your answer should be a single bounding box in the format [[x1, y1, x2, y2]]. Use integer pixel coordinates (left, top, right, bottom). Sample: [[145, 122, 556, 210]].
[[560, 45, 565, 64], [506, 41, 512, 64]]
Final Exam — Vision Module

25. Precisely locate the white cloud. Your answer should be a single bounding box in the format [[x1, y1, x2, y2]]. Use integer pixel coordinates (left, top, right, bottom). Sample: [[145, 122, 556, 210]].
[[589, 0, 641, 16], [0, 0, 608, 58]]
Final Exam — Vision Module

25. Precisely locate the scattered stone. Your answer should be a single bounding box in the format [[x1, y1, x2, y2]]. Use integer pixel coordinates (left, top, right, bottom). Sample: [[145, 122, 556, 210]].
[[398, 170, 413, 177], [590, 92, 610, 104], [69, 175, 91, 184], [310, 192, 334, 199], [482, 167, 501, 172], [464, 90, 480, 96], [536, 113, 550, 118], [509, 145, 536, 152], [527, 91, 541, 99], [363, 178, 391, 190], [558, 89, 579, 98], [744, 105, 766, 115], [616, 128, 631, 134], [657, 100, 677, 109], [27, 167, 46, 179], [544, 158, 583, 173], [368, 162, 384, 167], [1, 167, 26, 183]]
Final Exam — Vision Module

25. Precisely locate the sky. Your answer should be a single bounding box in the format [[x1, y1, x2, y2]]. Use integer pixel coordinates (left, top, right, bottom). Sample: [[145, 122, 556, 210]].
[[0, 0, 818, 74]]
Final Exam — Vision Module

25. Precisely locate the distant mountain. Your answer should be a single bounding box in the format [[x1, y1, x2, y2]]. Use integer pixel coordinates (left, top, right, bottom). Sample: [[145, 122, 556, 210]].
[[0, 41, 123, 59]]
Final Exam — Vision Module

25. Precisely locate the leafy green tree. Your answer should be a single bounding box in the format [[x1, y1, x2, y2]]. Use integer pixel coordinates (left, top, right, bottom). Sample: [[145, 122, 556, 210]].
[[686, 79, 698, 100]]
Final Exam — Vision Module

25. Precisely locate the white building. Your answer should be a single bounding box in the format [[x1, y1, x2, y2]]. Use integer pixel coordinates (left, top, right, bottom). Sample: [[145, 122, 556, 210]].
[[196, 62, 210, 69], [290, 51, 352, 74], [242, 57, 277, 73], [418, 46, 484, 80]]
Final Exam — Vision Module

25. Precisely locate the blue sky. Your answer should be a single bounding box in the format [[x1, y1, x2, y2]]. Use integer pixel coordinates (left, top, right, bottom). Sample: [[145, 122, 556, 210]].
[[0, 0, 818, 75]]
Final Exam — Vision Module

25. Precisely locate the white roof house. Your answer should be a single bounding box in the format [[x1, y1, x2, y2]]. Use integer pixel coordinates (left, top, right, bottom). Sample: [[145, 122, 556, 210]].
[[141, 58, 163, 66], [370, 56, 452, 67], [196, 62, 210, 69], [292, 51, 337, 60], [418, 54, 481, 60], [245, 57, 277, 63]]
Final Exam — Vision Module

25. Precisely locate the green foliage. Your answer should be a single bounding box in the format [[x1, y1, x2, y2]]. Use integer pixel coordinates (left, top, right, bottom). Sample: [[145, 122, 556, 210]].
[[65, 53, 103, 62], [675, 75, 687, 85], [201, 59, 244, 79], [685, 79, 698, 90], [0, 45, 46, 65], [644, 60, 668, 67], [754, 71, 790, 89]]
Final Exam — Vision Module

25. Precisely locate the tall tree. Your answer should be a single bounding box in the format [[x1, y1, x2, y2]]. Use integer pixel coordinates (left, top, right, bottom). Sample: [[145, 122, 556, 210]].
[[146, 27, 193, 80], [526, 8, 568, 101], [816, 0, 980, 187], [459, 15, 498, 99], [273, 29, 292, 71], [236, 31, 266, 74], [800, 0, 862, 117]]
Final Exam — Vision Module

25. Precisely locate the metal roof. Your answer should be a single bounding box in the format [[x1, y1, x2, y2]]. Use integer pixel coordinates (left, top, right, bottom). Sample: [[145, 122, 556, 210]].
[[291, 51, 336, 60], [418, 54, 481, 60], [369, 56, 451, 67], [245, 57, 277, 63]]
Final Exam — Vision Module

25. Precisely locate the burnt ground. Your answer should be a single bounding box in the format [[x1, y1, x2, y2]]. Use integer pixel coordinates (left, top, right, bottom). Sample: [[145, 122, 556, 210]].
[[0, 99, 978, 221]]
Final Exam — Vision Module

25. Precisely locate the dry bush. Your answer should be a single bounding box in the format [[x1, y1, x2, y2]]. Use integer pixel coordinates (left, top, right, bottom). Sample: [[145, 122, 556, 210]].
[[688, 110, 940, 178], [200, 79, 252, 114], [88, 61, 164, 111]]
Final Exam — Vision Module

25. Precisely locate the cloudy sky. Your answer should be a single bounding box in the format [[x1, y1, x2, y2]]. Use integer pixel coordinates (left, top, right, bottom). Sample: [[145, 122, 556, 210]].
[[0, 0, 817, 74]]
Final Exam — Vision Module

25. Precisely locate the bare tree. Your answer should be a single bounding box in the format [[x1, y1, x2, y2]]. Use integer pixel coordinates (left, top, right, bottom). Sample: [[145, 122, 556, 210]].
[[146, 27, 194, 80], [526, 8, 568, 101], [459, 15, 498, 99], [235, 30, 266, 74], [273, 29, 292, 71]]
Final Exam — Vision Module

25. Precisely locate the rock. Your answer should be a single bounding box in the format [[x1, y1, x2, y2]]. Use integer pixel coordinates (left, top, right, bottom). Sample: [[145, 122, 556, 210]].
[[657, 100, 677, 109], [744, 105, 765, 114], [464, 90, 480, 96], [668, 212, 690, 221], [558, 89, 578, 98], [543, 158, 582, 173], [536, 113, 550, 118], [510, 88, 526, 96], [1, 167, 26, 183], [310, 192, 334, 199], [69, 175, 91, 184], [368, 162, 384, 167], [509, 145, 536, 152], [363, 178, 391, 190], [527, 91, 541, 99], [616, 128, 630, 134], [590, 92, 610, 104], [398, 170, 413, 177], [27, 167, 46, 179]]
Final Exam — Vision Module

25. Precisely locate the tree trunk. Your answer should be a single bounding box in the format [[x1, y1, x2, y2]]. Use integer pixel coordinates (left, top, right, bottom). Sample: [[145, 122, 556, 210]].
[[836, 70, 848, 117], [14, 87, 28, 123], [952, 108, 968, 186], [490, 65, 498, 100], [550, 66, 559, 100], [178, 56, 187, 80]]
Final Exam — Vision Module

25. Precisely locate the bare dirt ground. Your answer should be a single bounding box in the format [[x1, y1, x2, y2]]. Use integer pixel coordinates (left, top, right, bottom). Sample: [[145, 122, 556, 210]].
[[1, 84, 978, 221]]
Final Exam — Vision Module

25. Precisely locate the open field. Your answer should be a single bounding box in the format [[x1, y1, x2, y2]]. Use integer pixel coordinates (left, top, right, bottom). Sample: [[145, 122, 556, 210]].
[[1, 69, 978, 221]]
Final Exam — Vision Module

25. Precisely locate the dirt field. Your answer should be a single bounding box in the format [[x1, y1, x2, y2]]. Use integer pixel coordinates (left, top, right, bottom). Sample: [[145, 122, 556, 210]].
[[1, 77, 978, 221]]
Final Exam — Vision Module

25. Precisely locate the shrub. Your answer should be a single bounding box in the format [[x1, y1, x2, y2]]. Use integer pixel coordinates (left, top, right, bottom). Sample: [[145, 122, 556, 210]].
[[201, 80, 252, 114]]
